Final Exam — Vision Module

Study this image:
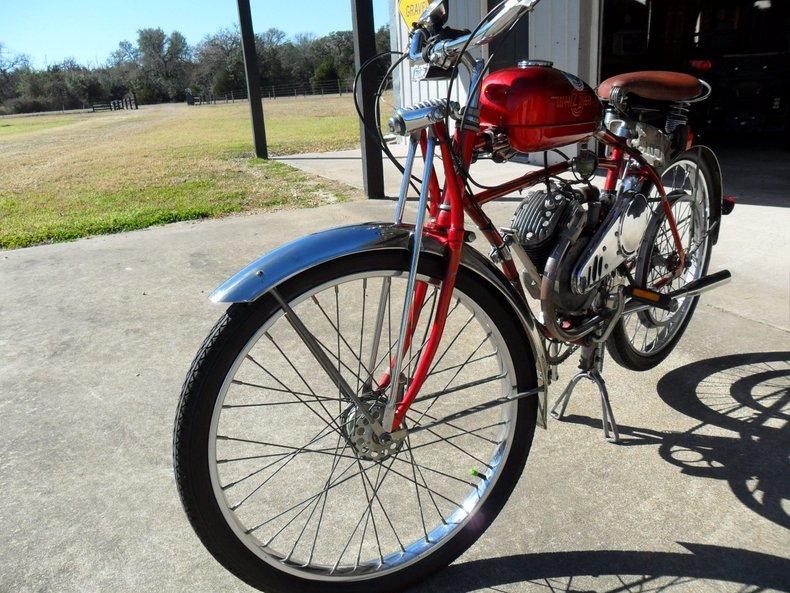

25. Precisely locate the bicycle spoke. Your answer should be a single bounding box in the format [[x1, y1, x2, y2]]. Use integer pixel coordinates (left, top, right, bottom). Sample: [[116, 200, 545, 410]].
[[406, 408, 499, 446], [428, 352, 498, 377], [331, 456, 399, 573], [627, 158, 709, 355], [389, 449, 478, 488], [415, 332, 494, 426], [356, 278, 367, 395], [354, 460, 385, 567], [366, 277, 391, 386], [413, 373, 508, 405], [283, 433, 348, 562], [311, 292, 375, 385], [263, 333, 349, 433], [404, 433, 451, 528], [245, 456, 373, 535], [407, 421, 498, 471], [219, 417, 342, 502]]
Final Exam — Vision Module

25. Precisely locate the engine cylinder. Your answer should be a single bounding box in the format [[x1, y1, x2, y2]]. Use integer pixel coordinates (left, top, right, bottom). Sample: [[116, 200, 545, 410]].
[[510, 187, 573, 272]]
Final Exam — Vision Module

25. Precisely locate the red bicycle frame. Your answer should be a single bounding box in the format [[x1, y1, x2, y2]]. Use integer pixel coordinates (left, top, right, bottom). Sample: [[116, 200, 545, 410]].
[[383, 123, 686, 431]]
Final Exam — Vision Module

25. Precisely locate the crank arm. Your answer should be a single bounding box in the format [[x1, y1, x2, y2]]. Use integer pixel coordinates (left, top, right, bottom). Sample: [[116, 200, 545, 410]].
[[394, 386, 544, 438], [624, 270, 732, 315], [667, 269, 731, 300]]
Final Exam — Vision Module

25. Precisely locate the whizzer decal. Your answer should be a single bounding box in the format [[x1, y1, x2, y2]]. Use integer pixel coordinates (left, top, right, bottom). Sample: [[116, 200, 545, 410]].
[[550, 92, 594, 117]]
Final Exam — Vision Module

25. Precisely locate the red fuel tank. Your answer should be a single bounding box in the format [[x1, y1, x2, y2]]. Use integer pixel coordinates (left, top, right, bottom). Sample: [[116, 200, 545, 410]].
[[479, 62, 603, 153]]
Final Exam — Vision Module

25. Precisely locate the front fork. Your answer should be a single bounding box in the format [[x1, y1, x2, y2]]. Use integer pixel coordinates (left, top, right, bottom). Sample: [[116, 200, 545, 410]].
[[372, 121, 470, 433], [381, 132, 437, 430]]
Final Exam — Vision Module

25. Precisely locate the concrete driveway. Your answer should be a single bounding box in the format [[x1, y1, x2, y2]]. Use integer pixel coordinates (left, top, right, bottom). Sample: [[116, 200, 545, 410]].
[[1, 151, 788, 592]]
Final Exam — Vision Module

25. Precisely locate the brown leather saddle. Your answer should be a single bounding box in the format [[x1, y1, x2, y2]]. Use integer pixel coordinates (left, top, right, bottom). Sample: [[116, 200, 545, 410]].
[[597, 71, 705, 103]]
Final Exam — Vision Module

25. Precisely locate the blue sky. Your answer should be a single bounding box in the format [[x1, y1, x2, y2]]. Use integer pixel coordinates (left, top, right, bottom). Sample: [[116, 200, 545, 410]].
[[1, 1, 391, 68]]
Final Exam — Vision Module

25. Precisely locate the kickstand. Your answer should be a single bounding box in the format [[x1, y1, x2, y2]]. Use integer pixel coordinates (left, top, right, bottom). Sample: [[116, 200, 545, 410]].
[[550, 343, 620, 443]]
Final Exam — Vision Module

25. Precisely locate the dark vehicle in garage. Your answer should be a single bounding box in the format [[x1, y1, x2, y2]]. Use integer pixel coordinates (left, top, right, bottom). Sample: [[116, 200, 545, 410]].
[[602, 0, 790, 138]]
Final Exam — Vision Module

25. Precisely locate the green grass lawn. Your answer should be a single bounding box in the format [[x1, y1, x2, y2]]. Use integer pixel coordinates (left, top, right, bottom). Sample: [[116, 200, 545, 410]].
[[0, 97, 367, 249], [0, 113, 96, 137]]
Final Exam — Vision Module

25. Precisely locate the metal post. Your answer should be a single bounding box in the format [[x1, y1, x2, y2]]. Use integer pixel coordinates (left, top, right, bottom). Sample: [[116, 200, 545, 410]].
[[237, 0, 268, 159], [351, 0, 385, 199]]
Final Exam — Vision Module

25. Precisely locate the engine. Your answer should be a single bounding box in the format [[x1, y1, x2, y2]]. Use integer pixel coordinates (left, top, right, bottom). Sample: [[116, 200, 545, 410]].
[[509, 182, 653, 326], [509, 184, 603, 315], [510, 185, 576, 272]]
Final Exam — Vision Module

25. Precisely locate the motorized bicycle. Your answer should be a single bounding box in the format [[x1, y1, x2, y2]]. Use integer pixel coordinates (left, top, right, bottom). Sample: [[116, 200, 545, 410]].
[[173, 1, 734, 591]]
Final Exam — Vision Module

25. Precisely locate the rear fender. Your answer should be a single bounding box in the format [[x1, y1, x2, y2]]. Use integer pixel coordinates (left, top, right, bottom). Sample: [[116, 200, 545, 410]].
[[689, 145, 724, 244], [210, 222, 549, 427]]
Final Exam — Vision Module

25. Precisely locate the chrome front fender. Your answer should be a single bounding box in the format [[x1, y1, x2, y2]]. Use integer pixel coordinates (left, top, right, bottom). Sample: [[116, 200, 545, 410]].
[[209, 223, 410, 304], [210, 222, 549, 427]]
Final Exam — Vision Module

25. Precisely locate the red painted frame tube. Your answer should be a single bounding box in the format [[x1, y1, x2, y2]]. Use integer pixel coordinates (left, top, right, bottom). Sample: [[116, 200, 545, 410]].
[[475, 161, 571, 205], [597, 129, 685, 271], [604, 147, 624, 191], [377, 132, 441, 392]]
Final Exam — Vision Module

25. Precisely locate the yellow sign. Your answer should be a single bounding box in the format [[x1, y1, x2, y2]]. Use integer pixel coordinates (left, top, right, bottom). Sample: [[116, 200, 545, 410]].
[[399, 0, 431, 27]]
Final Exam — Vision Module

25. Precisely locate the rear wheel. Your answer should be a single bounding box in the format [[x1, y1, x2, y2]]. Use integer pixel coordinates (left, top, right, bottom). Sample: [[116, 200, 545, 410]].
[[608, 152, 714, 371], [173, 251, 538, 593]]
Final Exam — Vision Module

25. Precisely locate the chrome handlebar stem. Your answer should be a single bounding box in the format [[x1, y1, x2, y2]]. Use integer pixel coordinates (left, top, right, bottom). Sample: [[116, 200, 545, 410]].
[[425, 0, 540, 68]]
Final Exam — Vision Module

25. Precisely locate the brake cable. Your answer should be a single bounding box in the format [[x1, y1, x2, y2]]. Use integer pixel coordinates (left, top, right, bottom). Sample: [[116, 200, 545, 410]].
[[352, 50, 422, 195]]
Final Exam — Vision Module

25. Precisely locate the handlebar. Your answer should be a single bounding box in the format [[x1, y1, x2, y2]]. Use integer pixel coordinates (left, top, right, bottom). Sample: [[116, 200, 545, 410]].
[[410, 0, 542, 68]]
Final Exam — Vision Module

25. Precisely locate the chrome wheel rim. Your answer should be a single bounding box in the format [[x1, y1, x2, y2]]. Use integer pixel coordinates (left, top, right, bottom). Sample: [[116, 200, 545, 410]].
[[207, 270, 519, 581], [622, 159, 710, 355]]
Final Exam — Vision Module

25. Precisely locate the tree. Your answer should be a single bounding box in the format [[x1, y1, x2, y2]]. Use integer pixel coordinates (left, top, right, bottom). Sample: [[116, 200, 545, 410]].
[[255, 28, 289, 87], [0, 24, 391, 114], [0, 43, 29, 105], [134, 28, 192, 101], [195, 28, 245, 96], [310, 59, 339, 92], [110, 40, 139, 65], [311, 31, 355, 81], [273, 33, 317, 92]]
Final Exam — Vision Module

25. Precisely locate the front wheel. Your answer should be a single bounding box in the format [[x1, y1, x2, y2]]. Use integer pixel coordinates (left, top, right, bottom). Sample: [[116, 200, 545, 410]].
[[173, 251, 538, 593], [608, 152, 715, 371]]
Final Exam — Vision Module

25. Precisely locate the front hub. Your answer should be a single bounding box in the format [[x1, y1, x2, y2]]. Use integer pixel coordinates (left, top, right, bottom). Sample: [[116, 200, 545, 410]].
[[341, 398, 405, 461]]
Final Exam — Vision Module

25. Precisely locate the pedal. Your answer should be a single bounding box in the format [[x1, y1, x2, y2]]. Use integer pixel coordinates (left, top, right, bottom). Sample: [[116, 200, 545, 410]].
[[625, 286, 673, 311]]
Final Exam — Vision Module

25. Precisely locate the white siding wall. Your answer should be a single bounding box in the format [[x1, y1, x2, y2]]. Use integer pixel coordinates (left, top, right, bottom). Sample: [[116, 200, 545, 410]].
[[528, 0, 601, 87], [528, 0, 602, 162]]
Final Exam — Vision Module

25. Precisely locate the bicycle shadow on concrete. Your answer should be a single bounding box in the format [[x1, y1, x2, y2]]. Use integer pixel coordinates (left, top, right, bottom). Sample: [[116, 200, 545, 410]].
[[411, 543, 790, 592], [564, 351, 789, 530], [410, 352, 790, 593]]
